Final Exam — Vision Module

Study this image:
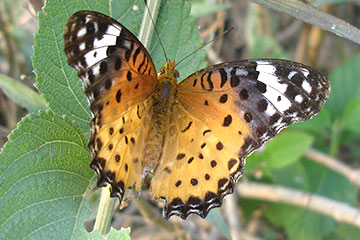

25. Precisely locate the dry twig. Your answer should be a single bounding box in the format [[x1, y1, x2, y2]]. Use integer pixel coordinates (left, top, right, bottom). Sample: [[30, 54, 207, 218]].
[[224, 193, 243, 240], [237, 182, 360, 228]]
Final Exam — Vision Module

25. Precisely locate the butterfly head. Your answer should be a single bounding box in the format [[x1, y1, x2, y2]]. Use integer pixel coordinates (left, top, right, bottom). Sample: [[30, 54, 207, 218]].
[[158, 60, 180, 81]]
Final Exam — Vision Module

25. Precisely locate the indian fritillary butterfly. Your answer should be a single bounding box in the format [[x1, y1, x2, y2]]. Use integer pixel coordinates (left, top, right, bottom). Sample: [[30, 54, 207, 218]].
[[64, 11, 330, 219]]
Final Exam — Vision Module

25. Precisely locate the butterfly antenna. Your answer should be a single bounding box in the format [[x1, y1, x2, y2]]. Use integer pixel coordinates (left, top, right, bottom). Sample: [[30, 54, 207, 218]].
[[143, 0, 169, 62], [175, 27, 234, 68]]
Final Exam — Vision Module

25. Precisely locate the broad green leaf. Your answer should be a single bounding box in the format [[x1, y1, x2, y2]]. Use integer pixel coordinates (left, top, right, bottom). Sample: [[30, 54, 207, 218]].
[[0, 74, 46, 112], [149, 0, 206, 81], [0, 110, 93, 239], [326, 52, 360, 120], [191, 2, 231, 18], [265, 158, 356, 240], [247, 131, 314, 170], [342, 96, 360, 134], [265, 132, 313, 168], [250, 0, 360, 44], [206, 209, 232, 240]]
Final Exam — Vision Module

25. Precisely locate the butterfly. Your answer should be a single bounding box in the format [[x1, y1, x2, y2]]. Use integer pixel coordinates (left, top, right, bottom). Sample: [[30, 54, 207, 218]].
[[64, 10, 330, 219]]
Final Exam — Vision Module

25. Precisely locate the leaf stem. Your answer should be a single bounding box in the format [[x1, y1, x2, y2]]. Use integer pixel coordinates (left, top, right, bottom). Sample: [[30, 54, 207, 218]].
[[93, 185, 116, 234], [138, 0, 161, 49]]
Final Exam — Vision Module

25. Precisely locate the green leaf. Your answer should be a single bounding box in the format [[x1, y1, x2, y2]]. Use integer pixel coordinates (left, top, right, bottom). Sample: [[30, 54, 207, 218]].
[[0, 110, 93, 239], [206, 209, 232, 240], [247, 131, 314, 170], [326, 52, 360, 120], [0, 74, 46, 112], [89, 228, 131, 240], [105, 228, 131, 240], [149, 0, 206, 81], [325, 223, 360, 240], [265, 158, 356, 240], [265, 203, 338, 240], [191, 2, 231, 18], [269, 160, 308, 190], [250, 0, 360, 44], [342, 96, 360, 134]]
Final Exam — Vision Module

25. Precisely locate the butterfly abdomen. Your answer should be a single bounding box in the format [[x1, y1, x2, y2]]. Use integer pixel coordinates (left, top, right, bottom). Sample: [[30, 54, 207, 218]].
[[142, 69, 179, 176]]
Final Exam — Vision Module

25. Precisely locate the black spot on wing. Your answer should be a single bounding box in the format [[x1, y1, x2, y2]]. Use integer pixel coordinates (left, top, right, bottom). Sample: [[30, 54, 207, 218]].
[[116, 89, 122, 103], [219, 94, 228, 103], [223, 115, 232, 127], [181, 121, 193, 133]]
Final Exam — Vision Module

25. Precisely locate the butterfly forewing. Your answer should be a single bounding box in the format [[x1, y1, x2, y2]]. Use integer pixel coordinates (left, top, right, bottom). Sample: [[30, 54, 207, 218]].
[[64, 11, 158, 201], [178, 60, 329, 158]]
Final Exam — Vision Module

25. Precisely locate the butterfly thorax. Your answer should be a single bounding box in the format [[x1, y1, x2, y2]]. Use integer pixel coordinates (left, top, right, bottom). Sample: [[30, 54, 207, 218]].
[[142, 61, 179, 178]]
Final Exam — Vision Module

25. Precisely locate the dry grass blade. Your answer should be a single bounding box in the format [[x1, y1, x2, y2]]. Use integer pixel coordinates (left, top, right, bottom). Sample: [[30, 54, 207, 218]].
[[250, 0, 360, 44]]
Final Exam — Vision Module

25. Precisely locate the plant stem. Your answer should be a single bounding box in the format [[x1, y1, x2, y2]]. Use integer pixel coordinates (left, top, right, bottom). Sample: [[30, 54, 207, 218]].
[[93, 185, 116, 234], [138, 0, 161, 48]]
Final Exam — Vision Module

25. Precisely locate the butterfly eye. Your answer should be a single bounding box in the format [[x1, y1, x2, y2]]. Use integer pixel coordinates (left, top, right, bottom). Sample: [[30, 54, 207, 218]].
[[158, 66, 166, 75], [173, 70, 179, 78]]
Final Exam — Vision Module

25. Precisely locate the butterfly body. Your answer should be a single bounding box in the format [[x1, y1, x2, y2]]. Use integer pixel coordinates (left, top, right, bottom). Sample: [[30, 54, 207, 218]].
[[64, 11, 330, 219], [142, 60, 179, 177]]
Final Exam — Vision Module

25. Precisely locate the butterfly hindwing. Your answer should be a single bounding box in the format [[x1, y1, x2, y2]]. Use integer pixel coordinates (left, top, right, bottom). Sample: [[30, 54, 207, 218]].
[[64, 11, 157, 200], [151, 104, 243, 219], [152, 59, 329, 219]]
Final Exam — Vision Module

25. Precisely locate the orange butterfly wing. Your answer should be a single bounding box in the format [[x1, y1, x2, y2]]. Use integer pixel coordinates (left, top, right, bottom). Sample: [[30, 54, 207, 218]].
[[64, 11, 157, 200], [151, 60, 329, 218]]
